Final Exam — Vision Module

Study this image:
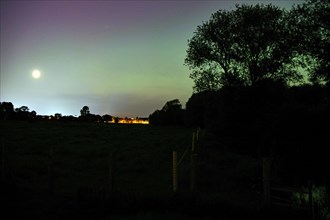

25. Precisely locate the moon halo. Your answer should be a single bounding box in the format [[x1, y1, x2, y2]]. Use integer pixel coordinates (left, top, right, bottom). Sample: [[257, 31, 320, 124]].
[[32, 69, 41, 79]]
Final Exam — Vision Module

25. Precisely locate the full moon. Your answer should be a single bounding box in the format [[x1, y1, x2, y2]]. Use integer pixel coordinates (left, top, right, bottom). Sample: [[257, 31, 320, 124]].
[[32, 69, 41, 79]]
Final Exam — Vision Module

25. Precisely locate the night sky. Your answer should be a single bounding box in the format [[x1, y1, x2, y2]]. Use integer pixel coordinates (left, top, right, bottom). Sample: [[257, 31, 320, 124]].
[[1, 0, 303, 117]]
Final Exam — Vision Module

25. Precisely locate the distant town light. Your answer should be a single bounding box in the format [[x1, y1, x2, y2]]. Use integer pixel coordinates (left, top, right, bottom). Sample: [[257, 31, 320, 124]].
[[107, 117, 149, 124]]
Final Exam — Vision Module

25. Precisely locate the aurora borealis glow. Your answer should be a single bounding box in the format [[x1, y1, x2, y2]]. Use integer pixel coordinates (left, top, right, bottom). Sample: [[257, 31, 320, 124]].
[[0, 1, 303, 117]]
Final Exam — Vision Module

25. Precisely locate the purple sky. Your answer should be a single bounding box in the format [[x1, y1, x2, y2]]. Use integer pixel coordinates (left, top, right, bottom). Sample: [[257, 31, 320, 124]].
[[1, 0, 304, 117]]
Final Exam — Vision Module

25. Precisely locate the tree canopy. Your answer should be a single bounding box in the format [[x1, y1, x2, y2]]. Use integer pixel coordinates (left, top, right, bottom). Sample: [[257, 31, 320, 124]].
[[185, 1, 329, 92], [80, 106, 90, 116], [149, 99, 184, 126], [290, 0, 330, 84], [0, 102, 14, 119]]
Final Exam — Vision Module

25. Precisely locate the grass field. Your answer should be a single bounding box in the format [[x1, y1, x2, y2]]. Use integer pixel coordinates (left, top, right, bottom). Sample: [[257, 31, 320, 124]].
[[0, 120, 309, 219]]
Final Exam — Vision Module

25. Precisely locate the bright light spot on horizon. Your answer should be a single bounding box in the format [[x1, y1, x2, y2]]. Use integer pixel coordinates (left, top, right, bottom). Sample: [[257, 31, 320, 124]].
[[32, 69, 41, 79]]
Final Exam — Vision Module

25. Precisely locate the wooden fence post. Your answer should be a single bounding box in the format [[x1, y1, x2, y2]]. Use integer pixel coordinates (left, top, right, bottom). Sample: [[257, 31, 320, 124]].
[[190, 154, 197, 192], [109, 152, 116, 191], [308, 181, 315, 220], [1, 139, 5, 182], [49, 146, 54, 196], [172, 151, 178, 193], [191, 132, 196, 152], [263, 157, 271, 205], [190, 132, 197, 192]]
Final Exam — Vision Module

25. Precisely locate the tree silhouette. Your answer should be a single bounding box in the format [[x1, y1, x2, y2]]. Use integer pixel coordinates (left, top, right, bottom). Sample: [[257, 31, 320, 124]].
[[15, 106, 30, 120], [16, 106, 29, 112], [149, 99, 184, 126], [185, 91, 218, 128], [28, 110, 37, 121], [0, 102, 15, 119], [149, 110, 162, 125], [54, 113, 62, 120], [102, 114, 112, 123], [161, 99, 182, 112], [79, 106, 91, 122], [290, 0, 330, 84], [80, 106, 90, 117], [185, 4, 303, 92]]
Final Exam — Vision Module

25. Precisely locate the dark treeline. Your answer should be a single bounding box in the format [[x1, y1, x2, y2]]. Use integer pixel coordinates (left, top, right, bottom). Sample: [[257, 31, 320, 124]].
[[0, 103, 113, 123], [149, 99, 185, 126], [149, 82, 330, 197], [0, 103, 38, 121], [150, 0, 330, 189]]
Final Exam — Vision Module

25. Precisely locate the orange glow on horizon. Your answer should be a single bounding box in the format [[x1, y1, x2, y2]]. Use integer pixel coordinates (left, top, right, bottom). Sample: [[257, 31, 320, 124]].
[[108, 117, 149, 124]]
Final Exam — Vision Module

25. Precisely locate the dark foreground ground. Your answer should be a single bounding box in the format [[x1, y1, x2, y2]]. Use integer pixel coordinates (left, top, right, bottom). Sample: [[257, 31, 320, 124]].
[[0, 120, 314, 219]]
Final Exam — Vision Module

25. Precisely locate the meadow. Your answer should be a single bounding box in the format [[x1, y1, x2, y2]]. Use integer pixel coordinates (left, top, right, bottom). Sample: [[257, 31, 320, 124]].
[[0, 120, 308, 219]]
